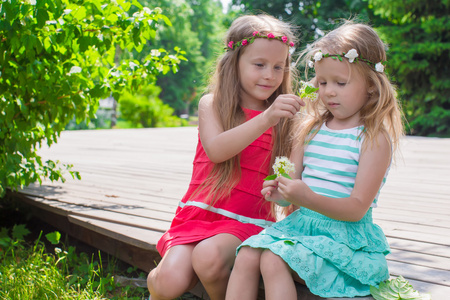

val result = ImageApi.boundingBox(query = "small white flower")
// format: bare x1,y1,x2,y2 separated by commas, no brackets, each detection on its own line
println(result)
313,51,323,62
299,81,319,102
375,62,384,73
308,60,314,68
129,61,139,70
30,0,36,5
273,156,295,178
67,66,82,75
344,49,358,63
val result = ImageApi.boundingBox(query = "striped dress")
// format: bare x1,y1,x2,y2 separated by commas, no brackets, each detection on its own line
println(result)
239,123,391,298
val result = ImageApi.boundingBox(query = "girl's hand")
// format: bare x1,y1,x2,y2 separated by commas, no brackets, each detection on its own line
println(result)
263,94,305,127
262,179,284,203
275,176,310,206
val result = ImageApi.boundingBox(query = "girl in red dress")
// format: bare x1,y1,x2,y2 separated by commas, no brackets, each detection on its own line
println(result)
147,14,304,300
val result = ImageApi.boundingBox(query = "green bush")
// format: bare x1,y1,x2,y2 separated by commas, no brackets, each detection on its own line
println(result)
119,85,188,128
0,0,185,196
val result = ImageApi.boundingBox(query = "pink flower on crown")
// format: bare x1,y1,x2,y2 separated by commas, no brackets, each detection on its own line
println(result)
281,36,288,43
242,39,248,46
289,41,295,47
253,31,259,36
267,33,275,39
228,41,234,49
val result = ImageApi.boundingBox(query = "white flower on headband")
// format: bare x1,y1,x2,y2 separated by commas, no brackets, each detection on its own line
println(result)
375,62,384,73
313,52,323,62
344,49,358,63
309,48,386,73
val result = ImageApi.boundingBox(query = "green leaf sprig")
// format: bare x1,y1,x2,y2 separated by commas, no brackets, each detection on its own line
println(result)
298,81,319,102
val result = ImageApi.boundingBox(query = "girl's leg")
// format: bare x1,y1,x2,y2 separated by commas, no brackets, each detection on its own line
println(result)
147,244,199,300
225,246,263,300
191,233,242,300
260,249,297,300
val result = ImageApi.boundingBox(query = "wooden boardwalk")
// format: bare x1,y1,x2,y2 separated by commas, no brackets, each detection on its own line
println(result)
10,127,450,300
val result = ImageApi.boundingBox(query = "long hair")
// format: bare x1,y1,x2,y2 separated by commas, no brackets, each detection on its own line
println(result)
296,20,404,156
197,14,299,209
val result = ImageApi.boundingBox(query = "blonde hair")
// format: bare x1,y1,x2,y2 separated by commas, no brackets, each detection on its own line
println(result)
297,20,404,155
197,14,299,211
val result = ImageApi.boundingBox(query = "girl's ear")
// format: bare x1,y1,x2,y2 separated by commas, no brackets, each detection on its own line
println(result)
367,83,377,94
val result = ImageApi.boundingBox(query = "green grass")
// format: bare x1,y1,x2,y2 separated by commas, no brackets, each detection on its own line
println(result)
0,197,202,300
0,224,149,300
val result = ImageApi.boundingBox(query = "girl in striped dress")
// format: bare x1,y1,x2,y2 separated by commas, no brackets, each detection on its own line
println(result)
226,21,405,299
147,15,305,300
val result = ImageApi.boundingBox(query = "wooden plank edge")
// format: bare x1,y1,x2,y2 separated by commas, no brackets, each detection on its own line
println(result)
9,190,162,273
68,214,161,251
14,192,171,233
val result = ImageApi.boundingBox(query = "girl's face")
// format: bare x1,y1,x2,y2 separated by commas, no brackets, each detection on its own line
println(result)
315,56,369,129
238,38,289,111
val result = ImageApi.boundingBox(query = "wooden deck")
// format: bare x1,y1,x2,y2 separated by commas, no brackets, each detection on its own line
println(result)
10,127,450,300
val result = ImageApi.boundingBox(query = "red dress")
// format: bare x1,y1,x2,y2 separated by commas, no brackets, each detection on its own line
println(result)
157,108,276,256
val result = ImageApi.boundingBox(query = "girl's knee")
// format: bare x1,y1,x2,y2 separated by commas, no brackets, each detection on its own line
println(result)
147,265,197,300
192,243,231,281
260,249,289,275
234,246,262,271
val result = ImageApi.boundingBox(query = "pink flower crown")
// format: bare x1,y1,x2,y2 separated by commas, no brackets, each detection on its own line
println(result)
226,31,295,51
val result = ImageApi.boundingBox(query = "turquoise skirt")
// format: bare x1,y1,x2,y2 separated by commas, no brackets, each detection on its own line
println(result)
238,208,390,298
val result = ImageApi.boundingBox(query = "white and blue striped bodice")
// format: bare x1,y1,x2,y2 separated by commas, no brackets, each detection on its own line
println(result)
302,123,388,207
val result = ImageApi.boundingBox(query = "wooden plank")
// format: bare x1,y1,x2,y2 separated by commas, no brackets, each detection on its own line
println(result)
379,223,450,246
20,187,179,219
11,128,450,300
387,260,450,287
18,195,171,232
386,237,450,258
68,215,163,252
387,248,450,271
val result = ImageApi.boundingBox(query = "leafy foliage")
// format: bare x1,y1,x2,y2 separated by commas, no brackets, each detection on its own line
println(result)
139,0,227,115
230,0,379,43
370,276,431,300
232,0,449,136
119,85,188,127
0,0,186,196
370,0,450,136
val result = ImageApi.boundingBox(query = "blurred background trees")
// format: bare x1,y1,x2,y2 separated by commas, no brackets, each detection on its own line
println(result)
369,0,450,136
231,0,449,136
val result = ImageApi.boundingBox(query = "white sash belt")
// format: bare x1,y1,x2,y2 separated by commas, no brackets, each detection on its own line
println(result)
178,200,274,228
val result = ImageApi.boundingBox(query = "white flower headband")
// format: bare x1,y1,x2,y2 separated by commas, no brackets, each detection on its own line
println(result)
308,48,385,73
